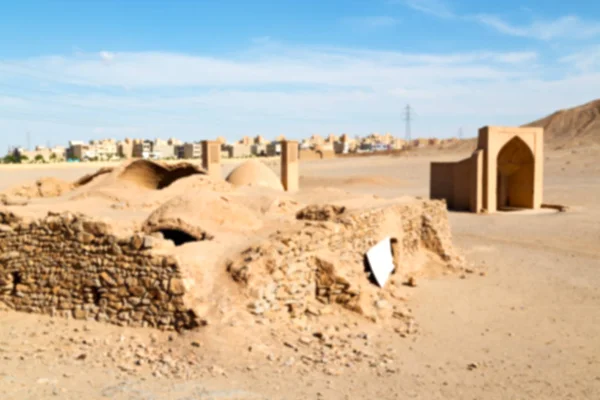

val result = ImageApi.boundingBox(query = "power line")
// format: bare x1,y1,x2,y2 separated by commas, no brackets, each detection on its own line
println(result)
403,104,413,142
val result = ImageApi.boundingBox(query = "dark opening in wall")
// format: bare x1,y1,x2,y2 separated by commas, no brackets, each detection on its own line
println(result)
157,229,200,246
92,286,102,305
11,271,22,295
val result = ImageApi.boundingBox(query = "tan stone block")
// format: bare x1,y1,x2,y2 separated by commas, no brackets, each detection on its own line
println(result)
168,279,185,295
128,285,146,297
76,232,94,244
130,234,144,250
15,284,30,293
73,308,87,320
100,272,117,287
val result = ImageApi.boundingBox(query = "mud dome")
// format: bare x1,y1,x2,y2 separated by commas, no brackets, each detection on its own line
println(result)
0,161,464,331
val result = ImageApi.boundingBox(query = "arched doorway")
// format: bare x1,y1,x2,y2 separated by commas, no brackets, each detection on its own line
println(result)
496,137,535,210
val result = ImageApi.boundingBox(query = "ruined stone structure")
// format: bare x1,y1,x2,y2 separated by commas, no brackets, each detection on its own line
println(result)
0,211,201,331
0,158,464,331
430,126,544,213
228,200,462,320
201,141,222,179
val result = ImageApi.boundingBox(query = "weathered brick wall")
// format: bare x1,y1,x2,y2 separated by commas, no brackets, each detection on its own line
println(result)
0,211,200,331
229,200,462,319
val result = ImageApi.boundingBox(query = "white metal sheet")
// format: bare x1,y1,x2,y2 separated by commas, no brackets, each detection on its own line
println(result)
366,237,394,287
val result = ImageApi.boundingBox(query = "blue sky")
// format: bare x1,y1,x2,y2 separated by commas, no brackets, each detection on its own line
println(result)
1,0,599,149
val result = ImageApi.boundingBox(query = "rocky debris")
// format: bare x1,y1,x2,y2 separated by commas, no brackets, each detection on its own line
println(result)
541,203,570,212
296,204,346,221
268,317,414,376
0,195,29,207
467,362,479,371
229,200,463,324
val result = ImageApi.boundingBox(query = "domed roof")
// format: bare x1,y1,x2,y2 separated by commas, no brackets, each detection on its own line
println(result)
225,160,284,191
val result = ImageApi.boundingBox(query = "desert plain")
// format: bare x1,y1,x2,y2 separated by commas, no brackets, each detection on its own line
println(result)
0,140,598,400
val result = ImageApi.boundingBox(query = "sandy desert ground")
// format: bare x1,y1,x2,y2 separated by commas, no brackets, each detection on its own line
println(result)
0,145,599,400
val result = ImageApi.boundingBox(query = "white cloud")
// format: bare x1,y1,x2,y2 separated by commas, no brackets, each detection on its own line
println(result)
343,16,399,29
0,42,596,146
399,0,454,19
560,46,600,72
0,96,28,107
99,51,115,62
393,1,600,41
0,46,539,89
474,14,600,40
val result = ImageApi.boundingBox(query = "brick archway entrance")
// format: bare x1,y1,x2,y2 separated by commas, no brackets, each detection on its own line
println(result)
496,136,535,210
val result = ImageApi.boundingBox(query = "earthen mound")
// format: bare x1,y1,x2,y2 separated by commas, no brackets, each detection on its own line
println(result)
118,160,206,190
73,167,114,187
3,177,74,199
225,160,283,191
143,191,263,244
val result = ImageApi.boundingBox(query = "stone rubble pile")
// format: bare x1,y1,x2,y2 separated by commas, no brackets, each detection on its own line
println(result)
229,200,463,323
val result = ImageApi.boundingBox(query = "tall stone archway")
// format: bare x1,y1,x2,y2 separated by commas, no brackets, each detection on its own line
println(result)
496,136,535,209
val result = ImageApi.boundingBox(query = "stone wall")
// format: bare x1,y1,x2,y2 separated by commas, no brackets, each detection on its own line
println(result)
228,200,462,320
0,200,462,330
0,210,201,331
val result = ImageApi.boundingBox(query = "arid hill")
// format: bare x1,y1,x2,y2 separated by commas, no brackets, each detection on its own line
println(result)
524,98,600,148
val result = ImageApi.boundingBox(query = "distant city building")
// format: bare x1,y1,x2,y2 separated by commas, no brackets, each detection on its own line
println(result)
89,139,118,159
13,145,66,162
132,140,152,158
67,138,118,160
309,134,324,145
333,141,349,154
177,143,202,159
251,143,268,157
266,141,282,157
152,138,176,159
225,143,252,158
254,135,268,145
117,138,135,159
392,138,406,150
10,132,435,163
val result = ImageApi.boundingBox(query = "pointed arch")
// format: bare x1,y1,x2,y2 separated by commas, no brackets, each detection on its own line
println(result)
496,136,535,209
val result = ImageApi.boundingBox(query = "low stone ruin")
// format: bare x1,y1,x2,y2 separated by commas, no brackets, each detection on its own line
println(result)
0,160,465,333
0,210,202,331
228,200,462,322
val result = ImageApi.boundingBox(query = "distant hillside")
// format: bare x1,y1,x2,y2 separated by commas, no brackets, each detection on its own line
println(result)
524,99,600,148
